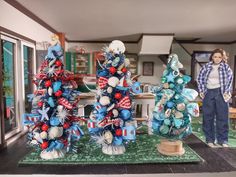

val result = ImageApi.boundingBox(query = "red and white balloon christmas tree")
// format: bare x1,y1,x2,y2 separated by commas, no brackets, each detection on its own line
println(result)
88,40,139,155
24,35,84,159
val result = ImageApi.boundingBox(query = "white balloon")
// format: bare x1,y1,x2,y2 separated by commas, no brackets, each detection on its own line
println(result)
103,131,113,144
40,131,48,139
108,77,119,87
99,96,110,106
40,149,65,160
107,87,113,93
48,87,53,96
112,109,119,117
109,40,126,54
177,103,186,111
48,127,63,139
57,105,64,112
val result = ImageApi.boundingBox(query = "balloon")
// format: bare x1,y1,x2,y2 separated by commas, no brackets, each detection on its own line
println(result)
120,110,131,120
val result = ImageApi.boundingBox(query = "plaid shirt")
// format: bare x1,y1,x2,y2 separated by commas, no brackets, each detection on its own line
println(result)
197,61,233,94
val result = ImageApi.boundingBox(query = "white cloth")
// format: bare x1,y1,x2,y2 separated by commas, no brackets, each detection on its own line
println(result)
207,64,220,89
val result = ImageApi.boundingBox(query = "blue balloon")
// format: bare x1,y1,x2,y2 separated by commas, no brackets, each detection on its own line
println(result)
164,118,171,125
97,69,109,77
173,118,183,129
120,110,131,120
113,136,123,145
183,75,191,84
166,101,174,108
152,120,161,131
48,97,55,107
131,82,142,94
50,117,61,126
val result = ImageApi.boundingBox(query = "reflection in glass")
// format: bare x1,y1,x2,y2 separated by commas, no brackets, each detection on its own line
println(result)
23,45,33,113
1,40,16,134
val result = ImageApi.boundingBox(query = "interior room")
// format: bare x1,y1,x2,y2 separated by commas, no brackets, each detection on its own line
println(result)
1,0,236,176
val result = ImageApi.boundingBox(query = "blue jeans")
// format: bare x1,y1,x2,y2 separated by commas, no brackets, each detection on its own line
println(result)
202,88,229,144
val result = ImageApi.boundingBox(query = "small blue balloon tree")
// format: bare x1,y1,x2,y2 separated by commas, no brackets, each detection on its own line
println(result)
152,54,199,155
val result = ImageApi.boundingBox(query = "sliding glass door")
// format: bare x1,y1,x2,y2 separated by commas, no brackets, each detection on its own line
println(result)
1,35,19,139
0,35,36,143
21,42,35,115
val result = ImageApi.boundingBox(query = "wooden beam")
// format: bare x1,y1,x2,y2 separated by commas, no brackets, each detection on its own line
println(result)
56,32,65,49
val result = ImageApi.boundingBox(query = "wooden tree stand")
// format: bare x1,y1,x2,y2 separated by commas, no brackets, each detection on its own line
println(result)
157,139,185,156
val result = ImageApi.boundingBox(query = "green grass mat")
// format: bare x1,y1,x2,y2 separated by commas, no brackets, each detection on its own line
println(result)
192,116,236,147
19,134,203,165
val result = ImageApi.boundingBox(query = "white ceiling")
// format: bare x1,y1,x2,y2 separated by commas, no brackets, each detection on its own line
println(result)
15,0,236,42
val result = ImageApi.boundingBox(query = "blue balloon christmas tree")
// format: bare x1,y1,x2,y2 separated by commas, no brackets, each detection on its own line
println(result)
87,40,141,155
24,34,84,159
152,54,199,155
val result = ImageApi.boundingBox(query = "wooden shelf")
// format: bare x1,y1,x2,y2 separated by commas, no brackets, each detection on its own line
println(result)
76,59,87,61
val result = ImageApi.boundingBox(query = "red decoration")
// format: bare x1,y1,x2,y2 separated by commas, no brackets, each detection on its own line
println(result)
98,77,108,89
117,96,131,109
37,101,43,107
55,60,62,67
63,122,70,129
41,141,49,149
121,68,127,73
55,90,62,97
58,98,73,109
55,69,64,75
115,129,122,136
107,111,113,116
123,80,128,87
115,93,122,99
41,124,49,131
44,80,52,87
109,67,116,75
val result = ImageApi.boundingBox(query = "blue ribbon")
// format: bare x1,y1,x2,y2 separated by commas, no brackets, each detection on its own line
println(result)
46,140,64,152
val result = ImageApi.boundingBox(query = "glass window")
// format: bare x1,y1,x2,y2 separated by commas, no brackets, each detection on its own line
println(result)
1,39,16,134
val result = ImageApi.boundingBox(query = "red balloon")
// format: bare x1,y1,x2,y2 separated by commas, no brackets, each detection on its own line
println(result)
45,80,52,87
115,93,122,99
63,122,70,129
109,67,116,74
55,60,62,67
41,141,49,149
115,129,122,136
55,90,62,97
38,101,43,107
41,124,49,131
121,68,127,73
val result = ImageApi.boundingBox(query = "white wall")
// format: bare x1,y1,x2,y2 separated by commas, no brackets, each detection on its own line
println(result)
138,55,164,85
0,1,52,48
